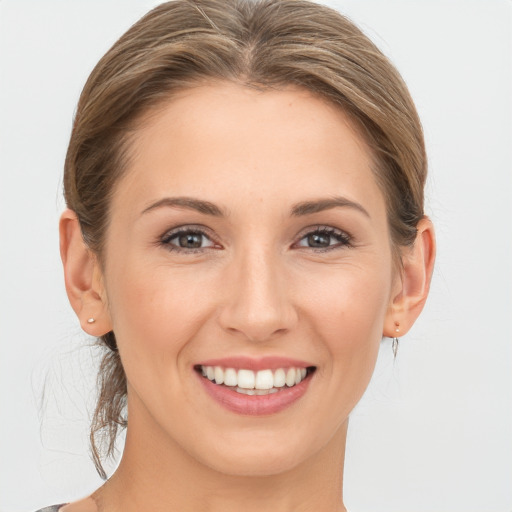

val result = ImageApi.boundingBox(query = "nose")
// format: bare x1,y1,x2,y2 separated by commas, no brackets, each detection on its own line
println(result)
218,246,298,343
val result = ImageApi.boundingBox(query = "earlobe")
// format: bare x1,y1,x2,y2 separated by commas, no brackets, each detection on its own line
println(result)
59,209,112,335
384,217,436,337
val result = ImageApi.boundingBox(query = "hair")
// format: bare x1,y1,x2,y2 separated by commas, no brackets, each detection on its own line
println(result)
63,0,427,478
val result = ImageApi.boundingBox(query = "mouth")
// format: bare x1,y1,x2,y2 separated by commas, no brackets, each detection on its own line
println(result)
194,364,317,396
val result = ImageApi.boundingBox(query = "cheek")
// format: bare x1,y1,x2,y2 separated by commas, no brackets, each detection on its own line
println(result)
104,254,214,359
298,259,392,366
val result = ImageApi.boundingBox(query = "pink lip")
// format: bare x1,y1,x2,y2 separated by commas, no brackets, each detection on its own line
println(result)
195,356,314,371
196,371,313,416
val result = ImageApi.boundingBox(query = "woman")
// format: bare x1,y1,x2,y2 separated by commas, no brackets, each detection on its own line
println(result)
42,0,435,510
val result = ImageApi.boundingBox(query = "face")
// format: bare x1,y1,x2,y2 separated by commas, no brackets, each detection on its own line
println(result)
99,82,399,476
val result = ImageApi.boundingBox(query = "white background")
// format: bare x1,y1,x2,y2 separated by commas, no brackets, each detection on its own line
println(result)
0,1,511,511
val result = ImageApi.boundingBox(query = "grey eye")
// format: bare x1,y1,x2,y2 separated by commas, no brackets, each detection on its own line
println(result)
162,229,216,251
176,232,204,248
306,233,331,248
296,227,352,250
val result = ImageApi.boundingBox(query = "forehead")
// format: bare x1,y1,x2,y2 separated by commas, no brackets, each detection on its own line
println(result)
115,82,385,219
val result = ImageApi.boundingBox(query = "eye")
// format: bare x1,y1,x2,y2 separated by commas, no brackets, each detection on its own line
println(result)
161,227,217,252
295,227,352,250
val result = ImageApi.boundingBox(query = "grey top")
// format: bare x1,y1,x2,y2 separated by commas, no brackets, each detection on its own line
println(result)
34,506,65,512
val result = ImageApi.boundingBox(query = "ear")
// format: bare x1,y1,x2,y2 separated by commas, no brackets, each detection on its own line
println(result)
384,217,436,337
59,209,112,336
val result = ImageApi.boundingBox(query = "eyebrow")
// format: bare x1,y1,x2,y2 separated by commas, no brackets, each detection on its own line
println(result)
141,195,370,218
141,196,225,217
291,196,370,218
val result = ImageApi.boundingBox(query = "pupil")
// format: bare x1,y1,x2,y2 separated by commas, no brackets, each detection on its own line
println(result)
179,233,202,248
308,233,330,247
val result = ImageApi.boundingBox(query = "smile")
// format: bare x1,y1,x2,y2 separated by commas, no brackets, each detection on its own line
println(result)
194,357,316,415
197,365,314,395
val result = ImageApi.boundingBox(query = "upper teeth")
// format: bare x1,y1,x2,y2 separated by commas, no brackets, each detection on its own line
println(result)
201,366,308,390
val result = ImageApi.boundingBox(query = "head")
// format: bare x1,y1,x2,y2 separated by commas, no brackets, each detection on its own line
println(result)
60,0,435,479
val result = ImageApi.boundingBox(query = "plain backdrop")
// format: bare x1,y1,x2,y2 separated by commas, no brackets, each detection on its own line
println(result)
0,1,511,511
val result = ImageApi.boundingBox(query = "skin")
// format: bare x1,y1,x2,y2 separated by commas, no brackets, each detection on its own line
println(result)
60,82,435,512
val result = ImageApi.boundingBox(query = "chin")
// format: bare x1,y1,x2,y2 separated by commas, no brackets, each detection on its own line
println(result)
200,446,310,478
182,421,343,478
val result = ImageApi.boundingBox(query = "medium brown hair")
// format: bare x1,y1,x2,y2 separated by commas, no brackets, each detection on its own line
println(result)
63,0,427,478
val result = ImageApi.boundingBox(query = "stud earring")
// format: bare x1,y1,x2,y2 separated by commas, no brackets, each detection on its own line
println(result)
87,318,96,324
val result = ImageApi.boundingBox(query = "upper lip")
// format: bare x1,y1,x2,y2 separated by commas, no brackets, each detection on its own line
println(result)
195,356,315,371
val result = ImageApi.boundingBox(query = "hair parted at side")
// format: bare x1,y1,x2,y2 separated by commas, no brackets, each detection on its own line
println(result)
63,0,427,478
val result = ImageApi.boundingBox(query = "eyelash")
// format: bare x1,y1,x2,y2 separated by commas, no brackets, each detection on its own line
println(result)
159,225,353,253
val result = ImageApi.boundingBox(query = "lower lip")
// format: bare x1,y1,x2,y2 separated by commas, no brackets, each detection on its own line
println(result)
197,372,313,416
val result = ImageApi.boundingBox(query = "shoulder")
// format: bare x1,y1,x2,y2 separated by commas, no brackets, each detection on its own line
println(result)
35,497,98,512
33,507,66,512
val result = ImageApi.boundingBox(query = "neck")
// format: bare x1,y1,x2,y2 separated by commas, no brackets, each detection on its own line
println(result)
95,402,348,512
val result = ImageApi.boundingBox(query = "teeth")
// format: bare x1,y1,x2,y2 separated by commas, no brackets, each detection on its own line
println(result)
224,368,237,387
285,368,296,387
237,369,255,389
236,387,280,395
200,365,311,392
237,387,256,395
273,368,286,388
214,366,224,385
256,388,279,395
255,369,273,390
